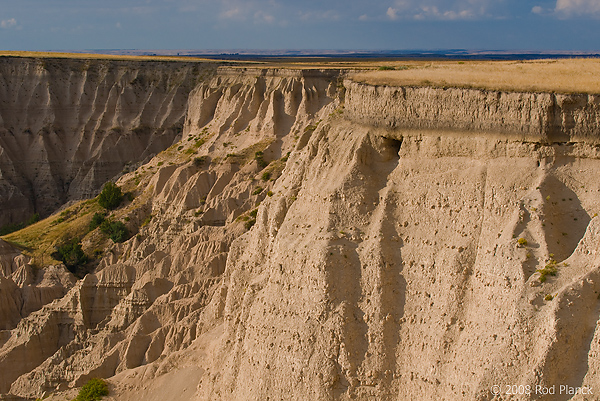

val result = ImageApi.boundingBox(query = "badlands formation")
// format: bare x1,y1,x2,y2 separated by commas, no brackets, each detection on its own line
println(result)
0,55,599,401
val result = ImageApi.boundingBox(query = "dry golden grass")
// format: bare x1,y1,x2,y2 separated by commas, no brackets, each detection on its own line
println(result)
351,58,600,94
2,199,102,266
3,51,597,93
0,50,218,63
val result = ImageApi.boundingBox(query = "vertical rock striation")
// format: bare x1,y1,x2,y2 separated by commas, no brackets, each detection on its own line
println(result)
1,62,600,401
0,57,214,226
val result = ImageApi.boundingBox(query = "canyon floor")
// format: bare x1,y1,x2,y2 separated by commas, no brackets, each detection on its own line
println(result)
1,54,600,400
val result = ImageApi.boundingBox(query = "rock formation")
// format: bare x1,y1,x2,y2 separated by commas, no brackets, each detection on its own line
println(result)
0,58,599,401
0,57,213,226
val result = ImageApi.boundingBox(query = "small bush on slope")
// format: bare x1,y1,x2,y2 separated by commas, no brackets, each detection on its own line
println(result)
75,378,109,401
54,239,88,272
100,220,129,243
98,182,123,210
88,212,106,231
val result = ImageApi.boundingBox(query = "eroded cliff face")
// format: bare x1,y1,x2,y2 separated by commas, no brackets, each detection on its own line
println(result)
1,63,599,401
0,57,213,226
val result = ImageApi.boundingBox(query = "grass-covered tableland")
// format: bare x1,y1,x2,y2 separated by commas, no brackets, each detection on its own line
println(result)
350,58,600,94
0,50,220,63
1,51,599,94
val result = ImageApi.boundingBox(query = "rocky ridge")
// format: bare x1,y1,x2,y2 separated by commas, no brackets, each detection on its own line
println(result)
0,57,213,226
0,60,599,401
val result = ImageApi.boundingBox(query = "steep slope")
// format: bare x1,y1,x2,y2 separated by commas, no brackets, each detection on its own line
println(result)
194,83,600,401
0,67,341,399
0,57,214,226
0,61,599,401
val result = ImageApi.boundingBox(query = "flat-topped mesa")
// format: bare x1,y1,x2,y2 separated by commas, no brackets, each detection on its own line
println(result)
344,80,600,144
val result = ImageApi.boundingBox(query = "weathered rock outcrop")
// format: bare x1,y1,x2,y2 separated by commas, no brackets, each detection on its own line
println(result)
0,57,214,226
1,62,600,401
344,81,600,143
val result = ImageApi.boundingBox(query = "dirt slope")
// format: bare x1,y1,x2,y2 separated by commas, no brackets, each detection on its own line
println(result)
0,61,599,401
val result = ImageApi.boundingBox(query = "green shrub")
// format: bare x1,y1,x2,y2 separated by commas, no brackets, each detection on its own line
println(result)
254,151,268,168
194,156,207,167
517,238,528,247
537,259,558,282
98,182,123,210
89,212,106,231
26,213,40,225
261,171,271,181
75,378,109,401
267,190,274,197
100,220,129,243
244,219,256,230
141,214,152,227
54,239,88,271
252,187,263,195
378,66,395,71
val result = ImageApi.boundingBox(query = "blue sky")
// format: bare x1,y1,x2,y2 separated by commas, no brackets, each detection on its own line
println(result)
1,0,599,51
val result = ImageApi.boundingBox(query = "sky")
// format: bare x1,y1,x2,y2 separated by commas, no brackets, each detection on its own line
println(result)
1,0,600,51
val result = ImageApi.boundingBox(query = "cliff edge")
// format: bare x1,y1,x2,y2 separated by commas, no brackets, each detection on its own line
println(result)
0,59,599,401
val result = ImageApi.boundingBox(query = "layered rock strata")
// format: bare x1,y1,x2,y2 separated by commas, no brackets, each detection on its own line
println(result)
0,63,599,401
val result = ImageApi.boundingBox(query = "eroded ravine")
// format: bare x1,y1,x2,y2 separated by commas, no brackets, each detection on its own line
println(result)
0,60,599,401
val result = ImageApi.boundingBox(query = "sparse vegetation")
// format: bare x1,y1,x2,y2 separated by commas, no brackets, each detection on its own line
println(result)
517,237,528,247
100,220,129,243
0,213,40,235
75,378,109,401
194,156,207,167
89,212,106,231
98,182,123,210
261,171,271,181
252,187,263,195
141,215,153,227
255,151,268,168
537,259,558,282
544,294,554,301
54,239,88,273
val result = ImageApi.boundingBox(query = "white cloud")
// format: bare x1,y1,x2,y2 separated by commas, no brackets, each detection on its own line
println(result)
531,5,544,13
221,7,244,19
385,0,494,20
555,0,600,16
387,7,399,19
254,10,274,23
1,18,17,29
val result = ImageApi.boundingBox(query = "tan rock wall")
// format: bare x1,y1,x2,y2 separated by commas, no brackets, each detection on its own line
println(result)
0,57,213,225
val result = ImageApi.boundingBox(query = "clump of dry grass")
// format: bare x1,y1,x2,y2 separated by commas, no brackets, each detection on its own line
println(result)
351,59,600,94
